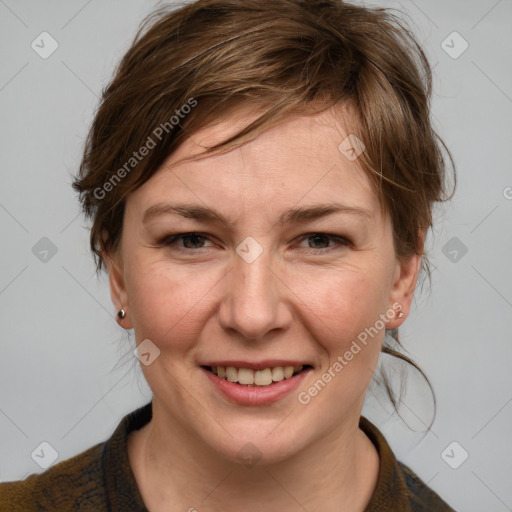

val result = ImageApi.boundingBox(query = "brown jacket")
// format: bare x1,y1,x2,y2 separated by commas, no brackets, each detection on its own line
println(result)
0,401,456,511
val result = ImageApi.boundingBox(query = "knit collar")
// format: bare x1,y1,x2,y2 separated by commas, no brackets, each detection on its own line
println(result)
101,401,151,511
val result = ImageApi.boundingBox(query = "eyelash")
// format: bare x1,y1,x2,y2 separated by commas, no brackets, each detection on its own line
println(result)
158,232,350,255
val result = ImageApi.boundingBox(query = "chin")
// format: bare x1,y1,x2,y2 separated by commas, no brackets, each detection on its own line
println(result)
204,419,312,467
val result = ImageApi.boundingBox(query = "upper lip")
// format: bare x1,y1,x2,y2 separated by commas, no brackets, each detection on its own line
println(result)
201,360,313,371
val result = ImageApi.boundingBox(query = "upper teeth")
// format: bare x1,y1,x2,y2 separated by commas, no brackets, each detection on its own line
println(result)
212,365,304,386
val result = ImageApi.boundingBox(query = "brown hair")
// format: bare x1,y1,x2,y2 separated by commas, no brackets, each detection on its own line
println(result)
72,0,455,423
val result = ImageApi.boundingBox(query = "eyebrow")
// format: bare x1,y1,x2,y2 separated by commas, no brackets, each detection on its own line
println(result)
142,202,372,226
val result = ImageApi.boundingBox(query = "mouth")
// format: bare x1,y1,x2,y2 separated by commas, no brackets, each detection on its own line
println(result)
201,364,313,387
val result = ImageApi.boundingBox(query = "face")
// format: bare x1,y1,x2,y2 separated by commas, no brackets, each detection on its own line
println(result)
107,105,420,465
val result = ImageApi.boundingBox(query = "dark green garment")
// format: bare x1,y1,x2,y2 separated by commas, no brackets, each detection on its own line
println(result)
0,401,456,511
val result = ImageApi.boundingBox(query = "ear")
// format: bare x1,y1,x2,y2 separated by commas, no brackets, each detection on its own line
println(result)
103,245,133,330
385,231,424,329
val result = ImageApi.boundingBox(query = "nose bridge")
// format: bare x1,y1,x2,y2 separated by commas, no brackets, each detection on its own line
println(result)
219,242,288,340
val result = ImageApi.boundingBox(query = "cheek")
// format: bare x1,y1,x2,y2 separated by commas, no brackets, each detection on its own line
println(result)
126,260,226,349
302,268,388,350
303,275,386,399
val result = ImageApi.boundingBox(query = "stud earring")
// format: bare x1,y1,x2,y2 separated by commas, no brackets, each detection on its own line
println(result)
117,309,126,319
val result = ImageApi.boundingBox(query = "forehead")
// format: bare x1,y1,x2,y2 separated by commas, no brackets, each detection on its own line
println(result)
173,104,360,166
128,105,382,222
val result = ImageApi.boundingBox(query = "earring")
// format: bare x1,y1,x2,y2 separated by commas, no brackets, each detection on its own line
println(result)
398,311,404,318
117,309,126,319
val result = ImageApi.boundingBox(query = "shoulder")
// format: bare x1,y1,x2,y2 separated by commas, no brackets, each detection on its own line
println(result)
0,441,108,511
0,402,153,512
397,461,457,512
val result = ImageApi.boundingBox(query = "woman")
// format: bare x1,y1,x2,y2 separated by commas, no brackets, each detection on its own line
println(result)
0,0,457,510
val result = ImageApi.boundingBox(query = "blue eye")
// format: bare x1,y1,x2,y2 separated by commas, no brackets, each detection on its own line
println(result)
297,233,349,254
160,232,211,250
159,232,349,254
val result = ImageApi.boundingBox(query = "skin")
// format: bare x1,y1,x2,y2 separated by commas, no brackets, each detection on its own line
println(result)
105,105,423,511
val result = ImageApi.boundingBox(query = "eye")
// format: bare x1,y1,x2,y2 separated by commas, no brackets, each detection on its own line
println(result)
296,233,349,254
158,232,349,254
159,232,213,251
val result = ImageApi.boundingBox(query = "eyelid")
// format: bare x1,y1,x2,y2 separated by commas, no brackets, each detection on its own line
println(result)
158,231,350,253
296,233,350,253
158,232,214,248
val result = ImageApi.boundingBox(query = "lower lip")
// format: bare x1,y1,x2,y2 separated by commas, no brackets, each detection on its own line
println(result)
202,367,312,406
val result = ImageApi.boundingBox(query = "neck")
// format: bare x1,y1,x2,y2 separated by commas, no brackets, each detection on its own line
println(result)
128,400,379,512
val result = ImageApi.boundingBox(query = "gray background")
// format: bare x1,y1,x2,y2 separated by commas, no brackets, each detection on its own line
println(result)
0,0,511,510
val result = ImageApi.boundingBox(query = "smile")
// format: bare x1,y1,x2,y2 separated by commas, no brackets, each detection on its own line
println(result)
204,365,311,386
202,364,313,405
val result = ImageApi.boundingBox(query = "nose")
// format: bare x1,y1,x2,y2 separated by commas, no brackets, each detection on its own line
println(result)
217,248,292,342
